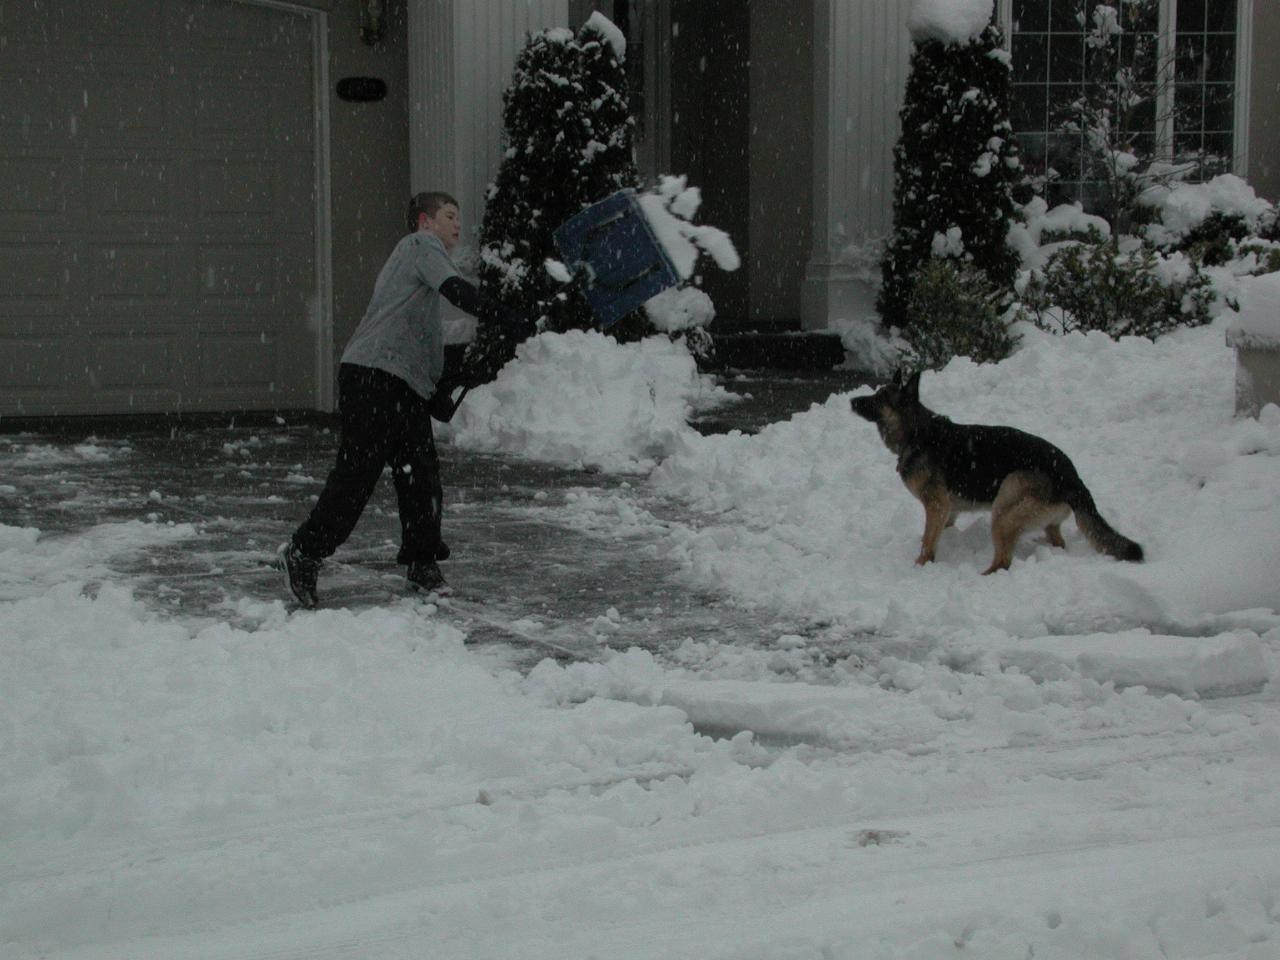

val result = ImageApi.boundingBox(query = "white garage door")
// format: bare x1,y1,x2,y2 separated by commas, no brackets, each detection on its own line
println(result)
0,0,322,416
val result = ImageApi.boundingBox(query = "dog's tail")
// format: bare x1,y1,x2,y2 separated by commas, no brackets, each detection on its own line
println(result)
1066,485,1144,562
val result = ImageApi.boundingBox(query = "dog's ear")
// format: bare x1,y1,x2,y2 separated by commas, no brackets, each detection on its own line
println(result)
890,368,904,387
903,370,922,400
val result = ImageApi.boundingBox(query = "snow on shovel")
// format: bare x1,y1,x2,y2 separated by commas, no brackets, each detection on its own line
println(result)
549,176,740,328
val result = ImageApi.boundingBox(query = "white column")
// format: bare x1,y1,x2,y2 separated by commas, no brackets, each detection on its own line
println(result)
802,0,912,331
408,0,570,250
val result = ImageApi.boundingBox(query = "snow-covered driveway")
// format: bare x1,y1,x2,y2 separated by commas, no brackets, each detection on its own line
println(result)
3,325,1279,958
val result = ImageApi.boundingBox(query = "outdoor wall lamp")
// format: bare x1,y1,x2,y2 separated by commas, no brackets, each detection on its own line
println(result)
359,0,386,45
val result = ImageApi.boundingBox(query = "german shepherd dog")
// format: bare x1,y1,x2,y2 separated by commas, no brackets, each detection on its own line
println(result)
851,371,1143,574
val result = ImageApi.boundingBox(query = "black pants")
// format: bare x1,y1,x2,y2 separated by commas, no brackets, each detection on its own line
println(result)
293,364,442,564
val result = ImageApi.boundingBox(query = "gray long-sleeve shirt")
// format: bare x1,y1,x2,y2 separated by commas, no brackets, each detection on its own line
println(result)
340,231,460,401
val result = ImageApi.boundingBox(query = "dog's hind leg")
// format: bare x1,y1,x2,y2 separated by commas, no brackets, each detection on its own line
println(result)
985,472,1058,574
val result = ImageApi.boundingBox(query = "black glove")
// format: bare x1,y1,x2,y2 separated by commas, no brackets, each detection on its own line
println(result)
439,276,532,333
427,376,467,422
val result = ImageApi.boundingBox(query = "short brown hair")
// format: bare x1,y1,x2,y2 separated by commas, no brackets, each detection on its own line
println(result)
407,191,459,233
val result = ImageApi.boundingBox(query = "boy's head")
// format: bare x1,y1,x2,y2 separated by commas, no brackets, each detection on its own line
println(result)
407,191,461,252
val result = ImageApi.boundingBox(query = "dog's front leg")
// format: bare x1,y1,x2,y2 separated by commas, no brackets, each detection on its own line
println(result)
916,484,952,566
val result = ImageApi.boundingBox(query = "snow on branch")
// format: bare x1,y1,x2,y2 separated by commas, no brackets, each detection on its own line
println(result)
909,0,994,46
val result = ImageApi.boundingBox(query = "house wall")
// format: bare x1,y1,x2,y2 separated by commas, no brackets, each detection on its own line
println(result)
1248,0,1280,201
408,0,570,255
801,0,912,331
323,1,412,384
666,0,751,322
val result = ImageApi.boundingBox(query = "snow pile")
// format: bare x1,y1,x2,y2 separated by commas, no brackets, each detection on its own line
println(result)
644,284,716,333
446,329,735,471
828,314,904,376
1227,269,1280,348
0,519,195,602
5,296,1280,957
909,0,994,45
1141,174,1276,248
651,322,1280,656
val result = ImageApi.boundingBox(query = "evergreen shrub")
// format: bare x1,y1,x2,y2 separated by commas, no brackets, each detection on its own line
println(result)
879,22,1022,334
474,19,640,376
899,259,1019,371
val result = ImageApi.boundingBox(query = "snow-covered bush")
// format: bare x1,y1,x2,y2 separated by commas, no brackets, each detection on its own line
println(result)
1018,234,1214,340
477,15,640,344
899,259,1020,370
879,2,1022,333
1138,174,1280,272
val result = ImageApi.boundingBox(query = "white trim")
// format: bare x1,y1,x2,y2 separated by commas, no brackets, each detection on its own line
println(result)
312,12,335,411
1235,0,1254,178
238,0,334,412
1155,0,1176,161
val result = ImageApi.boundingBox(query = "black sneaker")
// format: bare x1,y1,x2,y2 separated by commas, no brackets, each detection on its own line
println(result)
397,541,450,564
276,541,321,609
406,560,452,599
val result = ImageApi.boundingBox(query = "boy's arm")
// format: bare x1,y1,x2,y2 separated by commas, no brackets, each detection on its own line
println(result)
438,276,534,333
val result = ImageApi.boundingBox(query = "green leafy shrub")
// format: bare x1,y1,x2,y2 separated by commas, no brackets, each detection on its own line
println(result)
898,259,1020,371
1171,212,1253,267
1234,241,1280,277
1019,238,1214,339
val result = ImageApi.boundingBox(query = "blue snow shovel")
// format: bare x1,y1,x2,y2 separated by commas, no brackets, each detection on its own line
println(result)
552,188,679,328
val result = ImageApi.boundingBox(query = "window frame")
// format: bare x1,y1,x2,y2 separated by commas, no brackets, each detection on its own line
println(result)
997,0,1253,187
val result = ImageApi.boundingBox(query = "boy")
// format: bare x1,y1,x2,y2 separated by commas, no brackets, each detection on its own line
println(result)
279,191,527,608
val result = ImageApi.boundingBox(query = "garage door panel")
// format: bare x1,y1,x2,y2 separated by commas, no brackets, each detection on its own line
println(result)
0,156,67,216
0,242,71,299
87,157,174,218
193,78,278,140
196,158,276,219
176,0,311,52
0,315,78,338
0,333,89,406
0,0,84,45
83,72,168,141
0,0,320,417
89,243,174,299
274,165,317,231
197,244,276,301
0,69,81,142
91,334,175,389
194,329,277,389
191,77,312,150
82,0,168,46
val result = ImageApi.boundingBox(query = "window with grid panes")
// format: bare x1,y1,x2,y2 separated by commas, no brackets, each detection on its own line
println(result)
1174,0,1238,174
1007,0,1239,212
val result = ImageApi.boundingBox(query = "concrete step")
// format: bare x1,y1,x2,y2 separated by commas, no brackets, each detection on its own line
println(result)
709,330,846,371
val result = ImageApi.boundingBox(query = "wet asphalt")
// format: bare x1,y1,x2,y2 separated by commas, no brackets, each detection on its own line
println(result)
0,370,871,668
